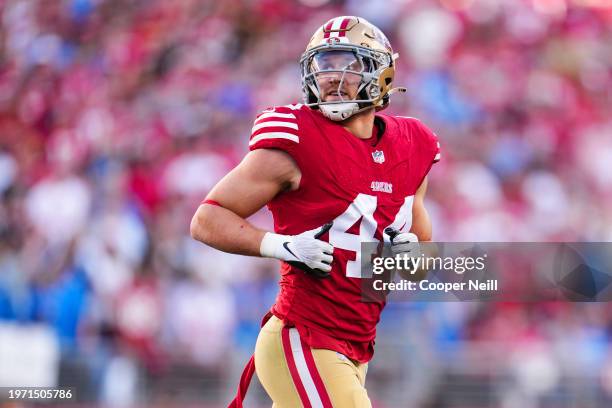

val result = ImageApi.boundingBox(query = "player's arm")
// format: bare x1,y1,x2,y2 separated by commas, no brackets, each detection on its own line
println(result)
190,148,296,255
190,148,333,275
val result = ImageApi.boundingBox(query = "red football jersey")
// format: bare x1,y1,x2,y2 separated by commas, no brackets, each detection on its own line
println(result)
249,104,440,363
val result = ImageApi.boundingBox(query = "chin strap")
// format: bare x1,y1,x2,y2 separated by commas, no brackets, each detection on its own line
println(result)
315,85,407,122
319,102,360,121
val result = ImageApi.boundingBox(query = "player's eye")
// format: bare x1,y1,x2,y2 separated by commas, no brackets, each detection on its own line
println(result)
346,59,363,72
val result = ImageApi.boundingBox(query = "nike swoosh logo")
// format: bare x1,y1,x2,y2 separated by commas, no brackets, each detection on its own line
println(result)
283,242,298,259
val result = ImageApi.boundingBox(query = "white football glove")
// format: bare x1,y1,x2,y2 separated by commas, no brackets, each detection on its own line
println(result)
260,223,334,278
385,228,421,276
385,227,420,255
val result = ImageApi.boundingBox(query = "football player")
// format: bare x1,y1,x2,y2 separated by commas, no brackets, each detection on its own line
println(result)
191,16,440,408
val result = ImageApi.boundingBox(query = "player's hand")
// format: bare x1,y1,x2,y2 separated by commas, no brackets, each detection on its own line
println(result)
260,223,334,278
384,227,419,256
385,227,427,280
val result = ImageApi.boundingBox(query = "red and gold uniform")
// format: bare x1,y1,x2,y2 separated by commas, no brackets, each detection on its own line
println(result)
227,15,440,408
247,103,439,407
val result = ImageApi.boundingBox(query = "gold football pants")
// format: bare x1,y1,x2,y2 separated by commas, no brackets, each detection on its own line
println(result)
254,315,371,408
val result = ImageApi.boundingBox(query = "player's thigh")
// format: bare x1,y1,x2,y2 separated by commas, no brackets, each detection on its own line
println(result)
255,317,370,408
312,349,372,408
254,316,303,408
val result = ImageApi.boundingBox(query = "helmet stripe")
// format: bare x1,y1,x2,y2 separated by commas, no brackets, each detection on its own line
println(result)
338,18,351,37
328,17,344,38
323,21,334,38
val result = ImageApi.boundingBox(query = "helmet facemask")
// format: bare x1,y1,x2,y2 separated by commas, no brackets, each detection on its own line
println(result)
301,46,394,121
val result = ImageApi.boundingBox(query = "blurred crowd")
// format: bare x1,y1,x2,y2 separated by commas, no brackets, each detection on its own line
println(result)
0,0,611,406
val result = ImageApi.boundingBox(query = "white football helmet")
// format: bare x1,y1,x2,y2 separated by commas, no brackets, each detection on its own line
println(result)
300,16,405,121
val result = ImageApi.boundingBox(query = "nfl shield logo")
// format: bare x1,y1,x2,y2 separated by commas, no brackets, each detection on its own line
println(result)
372,150,385,164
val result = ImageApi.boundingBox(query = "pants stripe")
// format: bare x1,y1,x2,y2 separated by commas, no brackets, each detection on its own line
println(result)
281,327,333,408
281,327,312,407
300,336,334,407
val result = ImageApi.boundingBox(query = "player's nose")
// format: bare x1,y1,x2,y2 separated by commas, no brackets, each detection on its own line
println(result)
327,72,342,82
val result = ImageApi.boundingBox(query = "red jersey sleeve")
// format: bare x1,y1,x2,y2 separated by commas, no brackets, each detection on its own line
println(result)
248,106,302,161
393,116,441,189
410,118,441,165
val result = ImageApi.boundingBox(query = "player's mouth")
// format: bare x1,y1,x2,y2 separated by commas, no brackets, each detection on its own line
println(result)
325,90,351,100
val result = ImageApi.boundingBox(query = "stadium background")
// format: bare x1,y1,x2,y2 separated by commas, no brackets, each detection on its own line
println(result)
0,0,611,407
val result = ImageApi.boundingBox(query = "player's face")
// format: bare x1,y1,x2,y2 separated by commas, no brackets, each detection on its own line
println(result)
310,51,364,102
